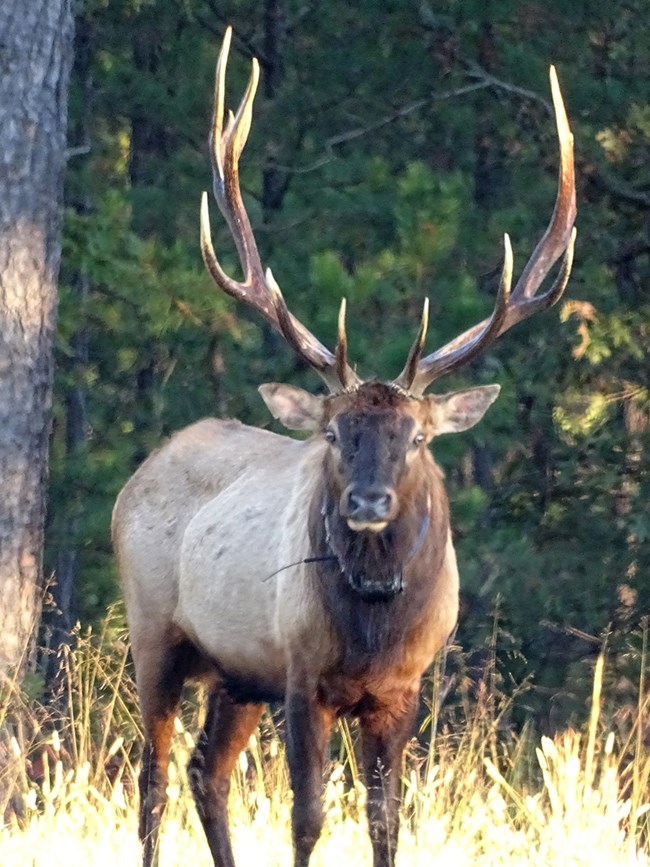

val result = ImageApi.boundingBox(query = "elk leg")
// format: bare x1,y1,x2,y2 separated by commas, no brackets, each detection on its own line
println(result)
359,691,419,867
188,686,263,867
137,642,194,867
139,719,176,867
285,691,334,867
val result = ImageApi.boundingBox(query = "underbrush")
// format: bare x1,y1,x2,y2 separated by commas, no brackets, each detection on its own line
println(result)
1,617,649,866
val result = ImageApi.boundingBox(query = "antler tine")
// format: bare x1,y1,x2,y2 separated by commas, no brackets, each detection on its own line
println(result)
200,29,273,320
200,27,361,392
264,270,355,392
511,67,576,302
392,298,430,392
408,67,576,396
408,235,513,395
335,298,355,391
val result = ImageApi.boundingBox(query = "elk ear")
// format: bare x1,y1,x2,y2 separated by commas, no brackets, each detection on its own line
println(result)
427,384,501,435
258,383,325,431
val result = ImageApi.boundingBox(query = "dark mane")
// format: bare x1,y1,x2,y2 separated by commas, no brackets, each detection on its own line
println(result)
308,458,449,666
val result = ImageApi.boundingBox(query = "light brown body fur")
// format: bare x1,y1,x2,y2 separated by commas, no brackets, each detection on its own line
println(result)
113,415,459,710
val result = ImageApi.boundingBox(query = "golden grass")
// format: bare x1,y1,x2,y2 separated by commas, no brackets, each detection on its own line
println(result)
1,623,649,866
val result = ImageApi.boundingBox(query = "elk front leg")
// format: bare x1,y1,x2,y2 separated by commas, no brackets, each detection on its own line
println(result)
359,690,419,867
285,689,334,867
187,686,263,867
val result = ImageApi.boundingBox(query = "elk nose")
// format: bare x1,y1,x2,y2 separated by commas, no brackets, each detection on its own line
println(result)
345,487,394,521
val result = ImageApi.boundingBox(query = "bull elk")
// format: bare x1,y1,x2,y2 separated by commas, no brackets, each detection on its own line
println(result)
112,27,576,867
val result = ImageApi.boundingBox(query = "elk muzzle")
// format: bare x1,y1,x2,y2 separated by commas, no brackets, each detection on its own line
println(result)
340,484,398,533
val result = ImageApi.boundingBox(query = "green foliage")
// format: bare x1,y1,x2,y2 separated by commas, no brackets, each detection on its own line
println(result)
48,0,650,729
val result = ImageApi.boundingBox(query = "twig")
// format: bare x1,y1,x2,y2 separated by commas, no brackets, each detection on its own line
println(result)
594,170,650,209
463,60,554,114
324,81,491,152
65,145,90,161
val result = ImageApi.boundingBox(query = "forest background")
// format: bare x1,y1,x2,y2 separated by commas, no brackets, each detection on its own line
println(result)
45,0,649,732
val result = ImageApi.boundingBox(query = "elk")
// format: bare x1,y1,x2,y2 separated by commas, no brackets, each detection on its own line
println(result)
112,27,576,867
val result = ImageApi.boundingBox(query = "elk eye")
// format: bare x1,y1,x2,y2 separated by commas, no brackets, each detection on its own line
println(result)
413,432,425,446
325,428,337,444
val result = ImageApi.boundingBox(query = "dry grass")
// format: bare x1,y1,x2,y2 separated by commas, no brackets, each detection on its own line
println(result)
1,620,649,866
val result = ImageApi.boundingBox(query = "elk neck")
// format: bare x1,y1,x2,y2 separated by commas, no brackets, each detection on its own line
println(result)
308,460,450,660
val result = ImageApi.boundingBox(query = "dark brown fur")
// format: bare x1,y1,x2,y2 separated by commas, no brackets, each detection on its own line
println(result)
310,383,449,657
281,383,455,867
309,464,449,663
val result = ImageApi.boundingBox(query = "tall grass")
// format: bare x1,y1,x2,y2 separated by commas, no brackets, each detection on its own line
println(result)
1,618,649,866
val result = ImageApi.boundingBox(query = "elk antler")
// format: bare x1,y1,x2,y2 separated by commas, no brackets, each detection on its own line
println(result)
200,27,361,392
393,66,576,396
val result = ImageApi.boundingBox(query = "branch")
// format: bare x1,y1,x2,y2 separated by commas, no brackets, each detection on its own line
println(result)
286,1,324,34
197,4,268,68
274,64,565,177
608,239,650,266
593,170,650,210
466,62,650,212
463,61,554,114
324,81,491,152
65,144,91,161
270,80,492,176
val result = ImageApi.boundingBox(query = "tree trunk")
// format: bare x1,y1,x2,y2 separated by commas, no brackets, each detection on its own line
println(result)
261,0,289,217
0,0,74,680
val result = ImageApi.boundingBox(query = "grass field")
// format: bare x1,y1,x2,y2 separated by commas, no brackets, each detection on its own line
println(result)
1,624,649,866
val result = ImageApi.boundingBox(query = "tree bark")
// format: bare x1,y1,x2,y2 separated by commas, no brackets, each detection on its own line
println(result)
0,0,74,680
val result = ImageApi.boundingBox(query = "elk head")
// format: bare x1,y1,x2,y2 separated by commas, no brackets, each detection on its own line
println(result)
260,380,500,529
258,378,501,600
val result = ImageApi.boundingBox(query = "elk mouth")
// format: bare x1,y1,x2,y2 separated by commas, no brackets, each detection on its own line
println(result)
321,501,404,601
347,571,403,602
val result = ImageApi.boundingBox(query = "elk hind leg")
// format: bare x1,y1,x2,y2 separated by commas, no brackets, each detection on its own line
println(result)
188,686,263,867
136,640,195,867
